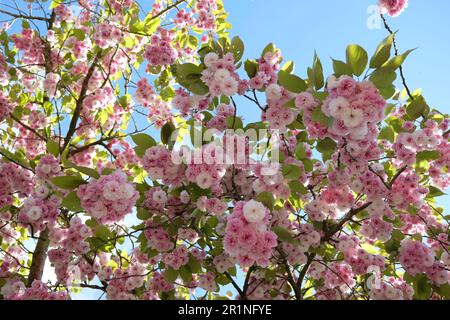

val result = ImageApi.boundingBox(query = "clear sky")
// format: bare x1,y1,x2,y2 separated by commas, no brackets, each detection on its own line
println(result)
225,0,450,116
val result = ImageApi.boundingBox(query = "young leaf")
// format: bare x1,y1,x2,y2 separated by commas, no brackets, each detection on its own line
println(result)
278,70,307,93
370,33,394,68
346,44,368,76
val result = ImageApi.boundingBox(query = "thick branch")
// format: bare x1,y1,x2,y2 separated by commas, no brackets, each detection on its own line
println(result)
27,228,50,287
62,52,102,152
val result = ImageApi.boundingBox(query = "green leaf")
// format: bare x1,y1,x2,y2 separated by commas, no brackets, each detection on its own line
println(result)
406,96,429,120
187,254,202,274
137,209,150,220
132,133,157,157
382,48,416,70
281,60,295,74
161,122,175,145
311,107,332,127
261,43,277,58
51,175,86,190
428,186,446,198
379,126,395,143
230,36,244,62
346,44,368,76
174,63,203,79
282,164,301,181
369,68,397,99
95,225,114,241
288,180,308,195
188,81,209,95
61,191,83,212
302,159,314,173
413,274,431,300
244,59,258,78
272,226,299,245
226,116,243,130
46,140,60,157
179,266,193,283
332,59,353,77
316,138,337,154
164,268,179,282
278,70,307,93
312,52,324,90
370,34,394,68
436,283,450,299
50,0,62,9
416,150,440,162
72,165,100,179
256,192,275,211
295,143,307,159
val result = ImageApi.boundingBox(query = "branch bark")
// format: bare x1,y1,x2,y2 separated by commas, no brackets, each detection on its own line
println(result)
62,52,102,152
27,228,50,287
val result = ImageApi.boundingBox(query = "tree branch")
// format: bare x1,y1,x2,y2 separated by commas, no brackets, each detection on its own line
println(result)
380,14,414,101
62,52,102,152
27,228,50,287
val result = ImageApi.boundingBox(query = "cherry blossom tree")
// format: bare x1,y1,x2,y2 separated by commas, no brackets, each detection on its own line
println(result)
0,0,449,300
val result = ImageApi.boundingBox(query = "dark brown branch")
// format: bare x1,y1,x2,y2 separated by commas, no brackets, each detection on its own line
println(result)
380,14,414,101
62,52,102,152
10,114,48,142
277,248,301,300
0,9,50,22
27,228,50,287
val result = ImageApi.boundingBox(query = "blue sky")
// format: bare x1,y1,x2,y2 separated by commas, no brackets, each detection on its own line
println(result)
225,0,450,117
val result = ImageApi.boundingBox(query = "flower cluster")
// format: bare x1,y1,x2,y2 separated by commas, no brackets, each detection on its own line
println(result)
185,146,229,191
369,278,414,300
336,235,386,275
201,52,245,97
322,76,386,143
1,280,68,300
161,245,189,270
143,28,178,68
206,103,235,131
172,88,211,117
11,29,44,66
144,222,174,252
388,171,428,209
196,196,228,215
0,53,10,86
251,163,291,200
398,239,435,276
105,262,148,300
264,83,297,130
0,91,13,122
248,50,282,90
77,170,139,224
36,155,61,180
17,190,60,232
379,0,409,17
224,201,278,267
198,272,218,292
93,21,122,49
135,78,157,107
141,146,185,186
393,129,440,165
43,72,60,98
0,162,35,207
